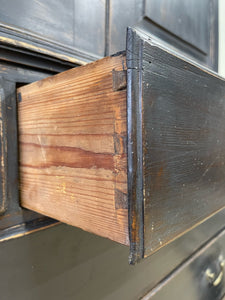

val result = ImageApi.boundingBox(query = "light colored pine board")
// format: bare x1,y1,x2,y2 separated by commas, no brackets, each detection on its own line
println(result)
18,53,129,245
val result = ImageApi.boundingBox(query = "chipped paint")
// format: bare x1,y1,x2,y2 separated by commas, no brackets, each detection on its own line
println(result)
0,36,86,65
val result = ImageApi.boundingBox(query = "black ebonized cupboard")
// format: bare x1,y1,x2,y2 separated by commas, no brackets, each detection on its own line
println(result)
0,1,224,299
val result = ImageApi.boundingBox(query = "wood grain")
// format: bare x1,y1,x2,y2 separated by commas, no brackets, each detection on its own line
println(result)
127,28,225,263
18,53,128,245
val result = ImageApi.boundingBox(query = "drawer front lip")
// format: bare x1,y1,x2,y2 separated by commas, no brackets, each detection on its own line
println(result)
0,83,7,214
127,28,145,264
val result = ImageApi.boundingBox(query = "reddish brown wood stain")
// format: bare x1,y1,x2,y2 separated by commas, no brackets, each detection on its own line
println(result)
18,54,129,245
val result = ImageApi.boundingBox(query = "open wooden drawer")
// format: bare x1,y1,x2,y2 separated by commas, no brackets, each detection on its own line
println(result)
17,28,225,264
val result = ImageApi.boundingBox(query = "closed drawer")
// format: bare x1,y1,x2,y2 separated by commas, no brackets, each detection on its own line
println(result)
142,228,225,300
17,28,225,264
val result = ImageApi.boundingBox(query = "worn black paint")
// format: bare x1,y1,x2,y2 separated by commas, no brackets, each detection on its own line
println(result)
0,45,76,73
0,1,223,299
127,28,145,264
144,227,225,300
0,0,218,70
110,0,218,71
0,80,7,214
127,28,225,263
0,60,60,240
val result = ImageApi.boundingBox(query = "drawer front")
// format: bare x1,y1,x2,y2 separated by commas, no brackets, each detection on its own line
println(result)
128,28,225,263
142,228,225,300
17,28,225,263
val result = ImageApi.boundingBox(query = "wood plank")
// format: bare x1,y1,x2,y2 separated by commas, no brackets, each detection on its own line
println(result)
18,53,129,245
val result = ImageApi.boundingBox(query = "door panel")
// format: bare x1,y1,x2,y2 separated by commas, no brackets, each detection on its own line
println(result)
0,0,218,69
109,0,218,71
145,0,208,53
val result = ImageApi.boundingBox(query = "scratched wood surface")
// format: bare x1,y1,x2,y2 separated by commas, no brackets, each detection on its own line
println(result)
18,53,129,245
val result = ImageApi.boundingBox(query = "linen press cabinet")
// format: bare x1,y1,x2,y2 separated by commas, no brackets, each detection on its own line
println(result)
1,0,225,299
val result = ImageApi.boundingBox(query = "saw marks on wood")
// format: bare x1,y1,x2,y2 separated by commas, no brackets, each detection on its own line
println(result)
18,53,129,245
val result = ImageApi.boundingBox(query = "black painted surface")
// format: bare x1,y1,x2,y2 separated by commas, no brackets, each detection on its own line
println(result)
144,228,225,300
0,211,225,300
0,0,74,46
0,0,218,70
0,1,222,299
0,59,62,241
145,0,209,53
0,0,105,62
109,0,143,55
127,28,225,262
127,28,145,263
110,0,218,70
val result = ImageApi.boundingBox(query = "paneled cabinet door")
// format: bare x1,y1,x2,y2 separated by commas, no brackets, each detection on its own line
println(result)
17,28,225,264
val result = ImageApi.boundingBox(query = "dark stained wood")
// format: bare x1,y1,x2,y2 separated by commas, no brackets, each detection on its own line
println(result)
127,28,225,263
109,0,218,71
0,62,58,244
0,0,218,70
0,79,8,214
0,0,106,63
142,228,225,300
145,0,210,54
18,53,129,245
